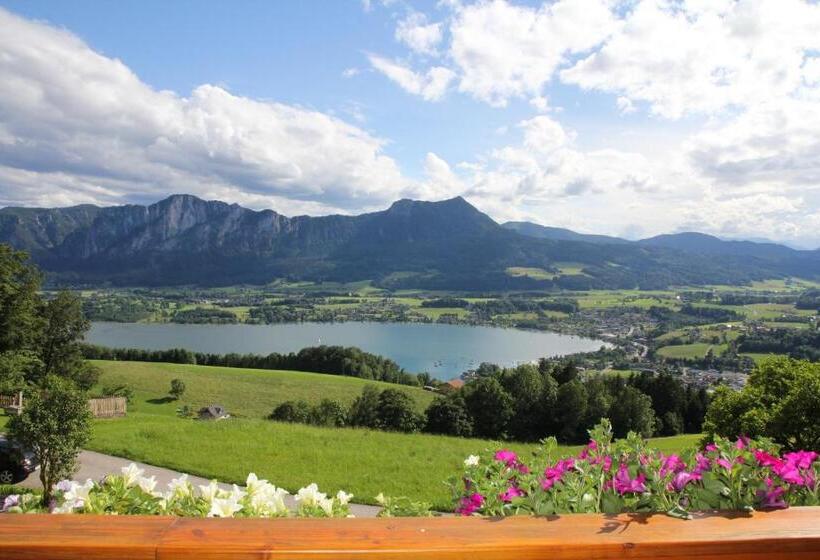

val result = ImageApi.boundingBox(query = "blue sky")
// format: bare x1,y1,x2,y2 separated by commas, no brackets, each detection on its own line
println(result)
0,0,818,247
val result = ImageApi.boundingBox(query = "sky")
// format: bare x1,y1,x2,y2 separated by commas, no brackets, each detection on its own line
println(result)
0,0,819,248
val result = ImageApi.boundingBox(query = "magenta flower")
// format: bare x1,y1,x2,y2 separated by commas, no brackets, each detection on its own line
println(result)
693,453,710,474
669,471,700,492
659,454,685,477
705,443,718,453
783,451,818,470
613,463,647,495
754,449,782,469
499,486,525,503
716,458,732,470
494,450,517,466
758,482,787,509
775,463,805,486
456,493,484,516
603,455,613,471
541,458,574,491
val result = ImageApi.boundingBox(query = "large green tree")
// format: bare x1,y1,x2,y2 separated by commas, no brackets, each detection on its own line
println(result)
464,377,514,439
703,356,820,450
8,376,92,506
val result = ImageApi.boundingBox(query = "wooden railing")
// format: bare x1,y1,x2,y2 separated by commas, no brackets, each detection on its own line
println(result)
0,508,819,559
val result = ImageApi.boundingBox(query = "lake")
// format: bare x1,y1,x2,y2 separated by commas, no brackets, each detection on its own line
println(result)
86,322,607,379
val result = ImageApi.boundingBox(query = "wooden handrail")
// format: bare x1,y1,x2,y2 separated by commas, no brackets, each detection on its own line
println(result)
0,508,819,559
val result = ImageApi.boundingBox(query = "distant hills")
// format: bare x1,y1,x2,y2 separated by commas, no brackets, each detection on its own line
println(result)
1,194,817,290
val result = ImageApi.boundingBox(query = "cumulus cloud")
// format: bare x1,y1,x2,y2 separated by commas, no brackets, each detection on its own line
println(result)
449,0,615,106
395,12,443,55
367,54,454,101
562,0,820,118
0,7,409,214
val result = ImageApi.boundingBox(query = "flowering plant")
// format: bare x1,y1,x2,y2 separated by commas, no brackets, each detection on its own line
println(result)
1,464,355,518
453,420,819,518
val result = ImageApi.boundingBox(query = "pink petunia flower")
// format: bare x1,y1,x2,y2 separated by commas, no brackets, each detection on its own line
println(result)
456,493,485,516
613,463,647,495
499,486,525,503
494,450,518,466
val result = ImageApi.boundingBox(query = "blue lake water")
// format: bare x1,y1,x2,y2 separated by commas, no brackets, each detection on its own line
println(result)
86,322,607,379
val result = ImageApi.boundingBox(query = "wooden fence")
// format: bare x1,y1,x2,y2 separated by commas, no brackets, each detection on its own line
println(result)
1,394,125,418
87,396,127,418
0,394,19,408
0,507,818,559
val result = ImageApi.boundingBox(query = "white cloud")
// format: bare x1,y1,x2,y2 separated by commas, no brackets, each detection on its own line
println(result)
0,7,410,213
367,54,454,101
562,0,820,118
395,12,443,55
449,0,616,106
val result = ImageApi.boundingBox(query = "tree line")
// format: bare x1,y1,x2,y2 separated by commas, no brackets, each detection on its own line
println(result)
81,344,428,386
269,359,708,444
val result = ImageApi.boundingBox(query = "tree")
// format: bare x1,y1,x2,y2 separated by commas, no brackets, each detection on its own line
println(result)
169,378,186,400
608,386,656,438
553,380,588,442
269,400,311,423
38,291,90,382
348,385,381,428
424,394,473,437
704,356,820,450
0,245,42,355
501,364,544,441
464,377,513,439
8,376,92,506
310,398,347,427
376,389,422,432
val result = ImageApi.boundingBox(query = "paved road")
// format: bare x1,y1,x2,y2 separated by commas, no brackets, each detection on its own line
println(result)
18,450,381,517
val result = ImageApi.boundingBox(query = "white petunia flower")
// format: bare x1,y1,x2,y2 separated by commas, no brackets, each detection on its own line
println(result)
53,479,95,513
318,496,335,517
247,481,283,515
137,476,157,494
464,455,480,467
121,464,144,487
245,473,268,496
167,474,191,497
295,483,326,507
208,496,242,518
198,480,221,503
336,490,353,505
229,484,247,503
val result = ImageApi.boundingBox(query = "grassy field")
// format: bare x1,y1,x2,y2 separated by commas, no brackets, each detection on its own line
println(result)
656,343,728,359
1,360,703,509
87,413,701,510
91,360,437,418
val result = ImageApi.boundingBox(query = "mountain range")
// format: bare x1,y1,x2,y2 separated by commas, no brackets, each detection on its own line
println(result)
0,194,817,290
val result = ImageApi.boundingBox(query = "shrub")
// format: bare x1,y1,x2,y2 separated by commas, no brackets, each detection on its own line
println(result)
169,378,186,400
310,399,347,427
100,384,134,403
348,385,381,428
424,395,473,437
269,400,312,423
376,389,423,433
